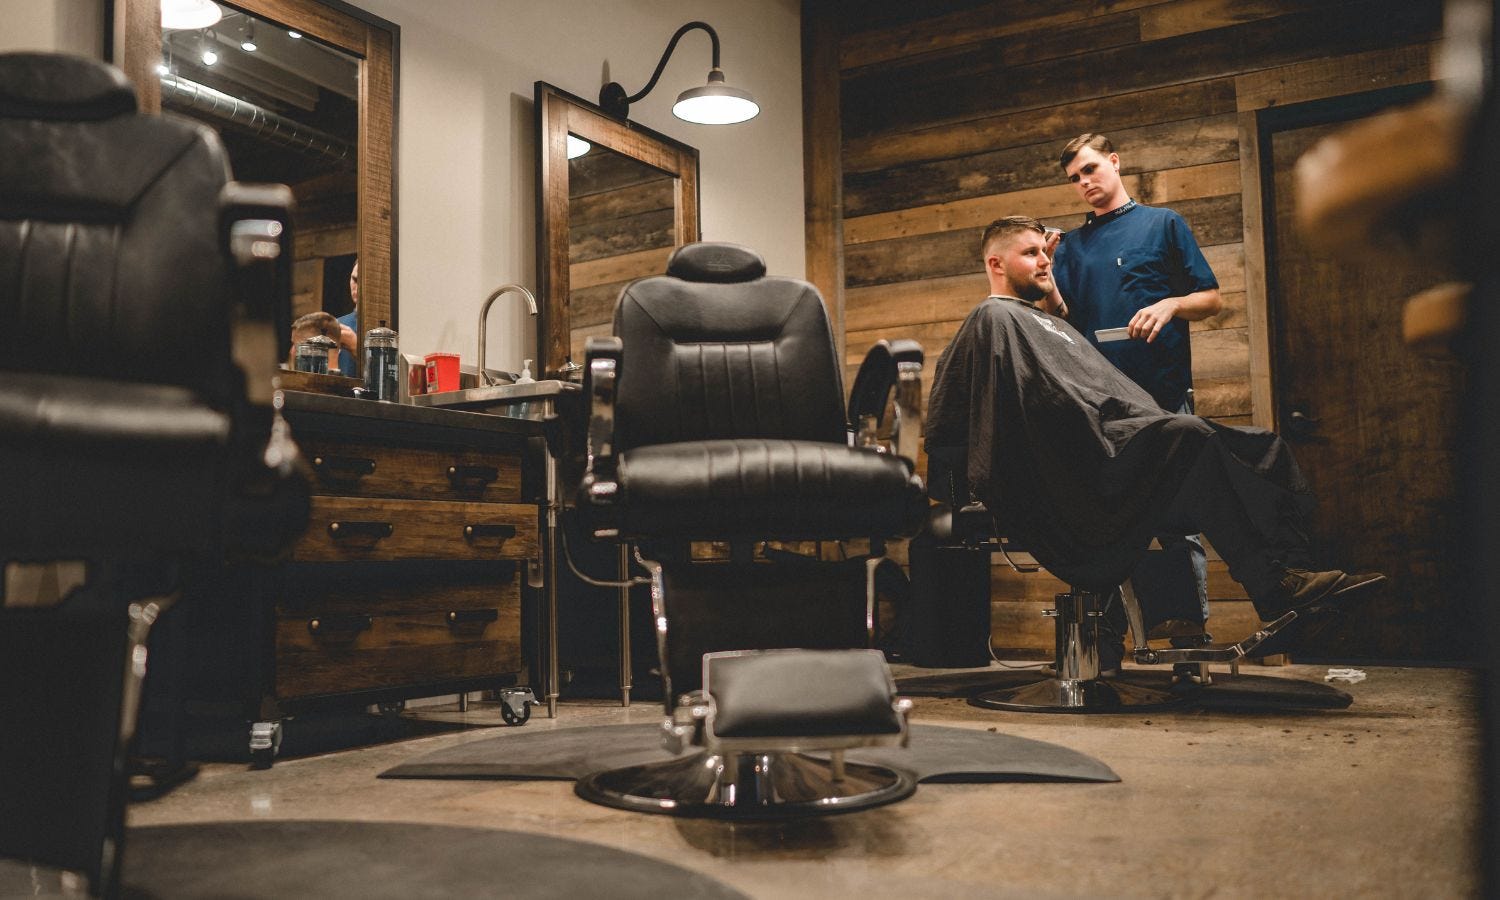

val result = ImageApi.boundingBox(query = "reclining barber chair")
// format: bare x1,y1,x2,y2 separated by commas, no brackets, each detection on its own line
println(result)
0,53,306,895
924,448,1320,713
566,242,928,817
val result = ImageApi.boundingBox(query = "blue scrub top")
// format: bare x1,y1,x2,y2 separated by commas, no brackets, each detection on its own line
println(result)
1051,202,1217,410
336,309,358,377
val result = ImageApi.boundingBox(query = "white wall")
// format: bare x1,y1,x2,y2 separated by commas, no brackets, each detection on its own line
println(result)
0,0,102,56
7,0,805,373
352,0,806,373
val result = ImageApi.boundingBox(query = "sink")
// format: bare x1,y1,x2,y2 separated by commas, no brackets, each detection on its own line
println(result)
410,379,579,419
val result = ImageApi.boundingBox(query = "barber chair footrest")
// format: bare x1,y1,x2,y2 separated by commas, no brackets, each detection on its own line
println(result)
969,675,1185,714
574,749,916,819
706,649,905,741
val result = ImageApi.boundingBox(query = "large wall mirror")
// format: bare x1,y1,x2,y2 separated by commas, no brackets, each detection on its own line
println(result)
116,0,397,376
535,82,700,376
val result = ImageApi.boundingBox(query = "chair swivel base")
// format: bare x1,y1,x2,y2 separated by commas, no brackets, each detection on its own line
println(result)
574,749,916,819
969,674,1184,713
969,589,1186,713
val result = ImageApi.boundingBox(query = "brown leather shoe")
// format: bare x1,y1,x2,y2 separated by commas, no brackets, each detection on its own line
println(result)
1147,618,1209,641
1262,568,1387,620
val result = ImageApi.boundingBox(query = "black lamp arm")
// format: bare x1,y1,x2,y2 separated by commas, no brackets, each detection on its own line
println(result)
601,21,720,116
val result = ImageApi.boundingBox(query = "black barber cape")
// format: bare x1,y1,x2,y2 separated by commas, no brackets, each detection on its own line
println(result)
925,296,1311,589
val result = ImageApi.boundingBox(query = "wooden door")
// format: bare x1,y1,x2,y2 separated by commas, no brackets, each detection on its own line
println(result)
1263,94,1468,661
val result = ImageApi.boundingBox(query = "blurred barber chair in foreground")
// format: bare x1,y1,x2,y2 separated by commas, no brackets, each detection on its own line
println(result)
562,242,929,817
0,53,307,896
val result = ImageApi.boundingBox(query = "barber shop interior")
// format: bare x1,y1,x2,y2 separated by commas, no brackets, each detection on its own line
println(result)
5,0,1500,896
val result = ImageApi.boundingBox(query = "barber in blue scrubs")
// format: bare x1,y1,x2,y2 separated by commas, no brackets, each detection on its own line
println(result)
1042,132,1223,669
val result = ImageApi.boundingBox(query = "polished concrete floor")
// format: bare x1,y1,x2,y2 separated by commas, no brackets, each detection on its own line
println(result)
129,664,1482,899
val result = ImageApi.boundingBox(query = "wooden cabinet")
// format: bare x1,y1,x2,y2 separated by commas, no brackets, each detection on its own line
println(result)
225,391,547,720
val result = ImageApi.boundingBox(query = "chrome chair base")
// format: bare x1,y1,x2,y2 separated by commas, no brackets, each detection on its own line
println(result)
574,750,916,819
967,588,1188,714
970,675,1184,713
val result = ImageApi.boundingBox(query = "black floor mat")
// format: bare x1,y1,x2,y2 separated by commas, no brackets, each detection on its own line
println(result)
379,722,1119,784
1,821,748,900
896,668,1352,710
135,708,482,764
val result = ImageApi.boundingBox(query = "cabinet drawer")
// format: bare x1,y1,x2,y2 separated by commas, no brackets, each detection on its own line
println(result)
277,562,523,617
295,497,539,562
274,605,522,699
298,436,524,503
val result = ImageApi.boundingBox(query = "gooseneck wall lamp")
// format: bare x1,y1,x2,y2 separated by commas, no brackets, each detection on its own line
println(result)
598,21,760,125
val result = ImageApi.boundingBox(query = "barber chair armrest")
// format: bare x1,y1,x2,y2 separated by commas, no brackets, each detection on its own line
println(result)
580,336,623,505
930,500,997,546
220,182,295,406
848,339,924,462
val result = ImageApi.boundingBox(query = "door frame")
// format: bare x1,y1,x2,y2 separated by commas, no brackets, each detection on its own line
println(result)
1238,81,1434,430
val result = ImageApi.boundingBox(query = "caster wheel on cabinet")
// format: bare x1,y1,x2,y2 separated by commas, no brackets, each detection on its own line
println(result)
248,720,282,770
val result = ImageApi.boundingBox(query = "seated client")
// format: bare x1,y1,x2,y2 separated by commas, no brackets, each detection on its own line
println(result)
925,215,1383,628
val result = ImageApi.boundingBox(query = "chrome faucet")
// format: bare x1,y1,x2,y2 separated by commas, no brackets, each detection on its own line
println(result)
477,284,539,387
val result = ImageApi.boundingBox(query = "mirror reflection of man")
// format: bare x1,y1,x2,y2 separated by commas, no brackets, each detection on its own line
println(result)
1045,133,1223,667
289,311,351,371
336,259,359,375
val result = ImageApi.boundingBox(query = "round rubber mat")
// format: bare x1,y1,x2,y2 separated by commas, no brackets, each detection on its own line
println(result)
112,820,747,899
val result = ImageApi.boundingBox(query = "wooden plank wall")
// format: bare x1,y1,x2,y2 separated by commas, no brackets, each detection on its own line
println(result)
290,171,359,319
810,0,1443,656
566,152,676,362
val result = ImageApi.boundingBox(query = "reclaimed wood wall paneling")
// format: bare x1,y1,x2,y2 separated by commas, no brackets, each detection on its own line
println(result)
842,1,1440,140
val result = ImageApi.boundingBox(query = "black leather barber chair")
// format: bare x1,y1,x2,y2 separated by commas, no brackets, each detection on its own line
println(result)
567,242,927,817
0,53,306,896
924,448,1314,713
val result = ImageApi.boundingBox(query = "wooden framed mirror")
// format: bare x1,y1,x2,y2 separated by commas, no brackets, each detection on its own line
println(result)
535,82,700,376
114,0,397,377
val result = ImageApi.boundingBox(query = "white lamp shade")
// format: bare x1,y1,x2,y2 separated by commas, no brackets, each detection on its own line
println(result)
566,135,591,159
161,0,222,30
673,83,759,125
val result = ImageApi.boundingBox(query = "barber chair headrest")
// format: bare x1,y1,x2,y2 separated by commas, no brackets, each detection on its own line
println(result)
666,242,767,284
0,53,137,121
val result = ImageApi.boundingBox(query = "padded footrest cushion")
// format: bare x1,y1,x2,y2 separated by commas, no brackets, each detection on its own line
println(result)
614,439,924,540
707,649,903,740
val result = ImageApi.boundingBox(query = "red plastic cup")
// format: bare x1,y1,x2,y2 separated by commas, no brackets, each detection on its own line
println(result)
424,352,460,393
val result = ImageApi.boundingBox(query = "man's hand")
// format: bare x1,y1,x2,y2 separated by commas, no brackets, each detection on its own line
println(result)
1128,297,1180,343
1127,288,1222,342
1043,228,1062,258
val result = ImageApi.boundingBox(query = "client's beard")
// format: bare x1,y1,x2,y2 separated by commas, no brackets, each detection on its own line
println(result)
1013,277,1048,304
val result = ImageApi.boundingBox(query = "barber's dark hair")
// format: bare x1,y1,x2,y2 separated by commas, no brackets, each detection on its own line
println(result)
1060,133,1113,170
980,215,1045,261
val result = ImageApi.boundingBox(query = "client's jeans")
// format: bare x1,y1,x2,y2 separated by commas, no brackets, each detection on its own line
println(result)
1124,396,1211,630
1152,429,1314,618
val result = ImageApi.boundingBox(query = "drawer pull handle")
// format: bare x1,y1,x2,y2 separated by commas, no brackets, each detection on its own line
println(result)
464,523,517,542
447,465,499,488
328,521,394,540
312,456,376,479
447,609,499,625
308,615,373,635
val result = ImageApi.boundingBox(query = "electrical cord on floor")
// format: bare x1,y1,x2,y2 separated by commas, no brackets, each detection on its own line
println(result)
557,523,652,589
988,634,1046,670
988,542,1047,669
